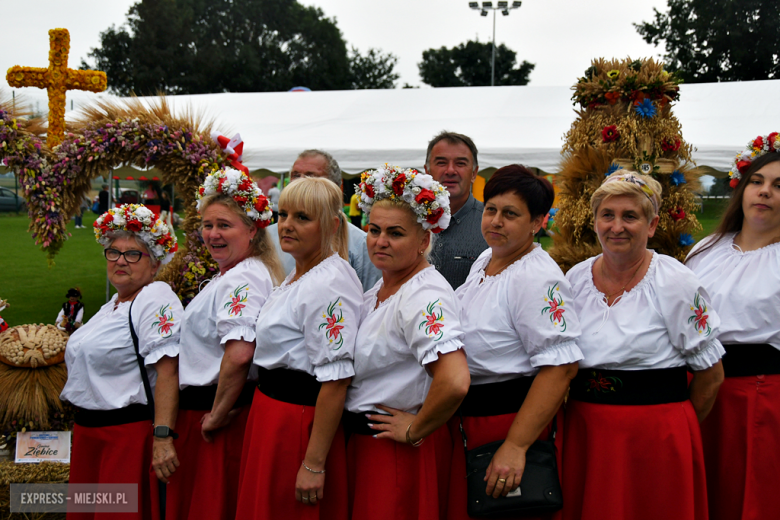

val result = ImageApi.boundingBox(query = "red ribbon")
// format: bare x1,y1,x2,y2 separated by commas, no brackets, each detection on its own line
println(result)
211,132,249,174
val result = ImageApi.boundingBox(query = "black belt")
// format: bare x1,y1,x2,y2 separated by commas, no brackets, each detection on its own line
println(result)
569,367,689,405
342,410,390,436
722,344,780,377
179,381,255,411
74,403,152,428
460,376,535,417
257,366,321,407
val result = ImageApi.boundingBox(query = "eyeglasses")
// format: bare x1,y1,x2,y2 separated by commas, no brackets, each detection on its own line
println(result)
104,248,149,263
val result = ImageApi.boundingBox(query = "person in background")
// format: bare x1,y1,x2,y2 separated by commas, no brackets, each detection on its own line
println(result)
685,138,780,520
349,190,362,228
562,172,724,520
159,191,172,229
75,195,90,229
143,184,157,206
424,131,488,289
98,184,110,214
56,287,85,333
267,180,281,223
266,149,381,290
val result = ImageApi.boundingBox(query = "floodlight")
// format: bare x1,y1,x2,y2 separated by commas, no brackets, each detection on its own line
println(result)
482,1,493,7
480,9,488,16
502,9,509,15
497,1,508,7
512,1,522,7
469,2,479,8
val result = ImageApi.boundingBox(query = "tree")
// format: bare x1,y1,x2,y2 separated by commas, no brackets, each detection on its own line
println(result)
82,0,396,94
635,0,780,83
348,47,399,89
418,40,534,87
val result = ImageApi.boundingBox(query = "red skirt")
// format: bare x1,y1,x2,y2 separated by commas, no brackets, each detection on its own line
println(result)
347,425,451,520
561,400,708,520
445,411,562,520
67,420,159,520
235,389,348,519
165,406,250,520
700,374,780,520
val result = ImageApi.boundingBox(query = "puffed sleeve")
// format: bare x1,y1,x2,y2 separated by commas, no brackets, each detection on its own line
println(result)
75,307,84,324
215,260,274,347
299,260,362,382
55,309,66,330
655,258,725,371
398,275,465,367
131,282,184,366
509,263,584,368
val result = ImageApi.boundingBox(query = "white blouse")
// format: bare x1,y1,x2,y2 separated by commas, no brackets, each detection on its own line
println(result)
346,266,465,414
686,233,780,350
178,257,274,389
253,254,362,383
566,253,724,371
61,282,183,410
456,246,584,385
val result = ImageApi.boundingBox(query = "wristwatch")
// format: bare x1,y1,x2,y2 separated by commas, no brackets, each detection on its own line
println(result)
153,425,179,439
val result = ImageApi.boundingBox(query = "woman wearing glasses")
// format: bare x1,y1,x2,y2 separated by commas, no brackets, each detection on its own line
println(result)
61,204,181,520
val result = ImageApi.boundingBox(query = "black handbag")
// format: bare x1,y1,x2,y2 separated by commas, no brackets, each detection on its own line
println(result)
128,299,167,520
459,414,563,518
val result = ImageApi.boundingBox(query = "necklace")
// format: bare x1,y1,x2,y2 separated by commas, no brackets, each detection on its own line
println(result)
599,253,646,302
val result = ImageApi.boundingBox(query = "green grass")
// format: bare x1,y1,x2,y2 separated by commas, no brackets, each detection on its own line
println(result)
0,212,185,327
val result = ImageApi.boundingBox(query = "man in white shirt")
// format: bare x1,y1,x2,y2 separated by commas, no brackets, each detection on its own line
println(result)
267,150,381,291
267,180,281,223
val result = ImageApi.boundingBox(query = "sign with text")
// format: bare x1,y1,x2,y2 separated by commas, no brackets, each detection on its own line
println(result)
15,431,71,463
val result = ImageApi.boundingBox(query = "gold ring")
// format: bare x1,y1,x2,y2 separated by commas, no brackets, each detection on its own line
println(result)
498,478,507,483
302,497,309,501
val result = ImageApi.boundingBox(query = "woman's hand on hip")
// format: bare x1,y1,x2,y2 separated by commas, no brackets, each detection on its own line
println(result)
152,438,179,483
367,405,417,443
484,440,527,498
295,463,325,506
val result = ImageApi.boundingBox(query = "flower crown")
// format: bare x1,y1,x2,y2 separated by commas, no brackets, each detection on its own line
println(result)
94,204,178,264
728,132,780,188
196,167,272,228
356,164,451,233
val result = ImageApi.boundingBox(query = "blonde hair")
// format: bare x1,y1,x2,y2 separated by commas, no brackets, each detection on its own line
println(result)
199,193,285,284
279,177,349,261
590,171,662,221
372,198,435,257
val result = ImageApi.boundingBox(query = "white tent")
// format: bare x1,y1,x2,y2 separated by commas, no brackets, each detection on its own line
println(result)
127,79,779,176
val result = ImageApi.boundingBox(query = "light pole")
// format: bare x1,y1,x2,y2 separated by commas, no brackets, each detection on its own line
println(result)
468,1,522,86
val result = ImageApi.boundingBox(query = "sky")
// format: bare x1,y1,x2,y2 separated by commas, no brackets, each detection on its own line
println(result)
1,0,670,110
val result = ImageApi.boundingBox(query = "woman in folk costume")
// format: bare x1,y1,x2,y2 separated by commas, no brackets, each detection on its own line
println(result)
685,133,780,520
448,165,583,520
164,168,283,520
236,177,362,519
561,172,725,520
61,204,181,520
344,165,471,520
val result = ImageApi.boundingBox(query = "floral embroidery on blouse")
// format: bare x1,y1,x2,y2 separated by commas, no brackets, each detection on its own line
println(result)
688,292,711,336
584,370,623,394
541,282,567,332
224,283,249,317
152,304,175,338
319,297,345,350
419,299,445,341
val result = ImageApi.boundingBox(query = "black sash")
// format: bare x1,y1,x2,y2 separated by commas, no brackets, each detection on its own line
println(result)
74,403,152,428
722,344,780,377
569,366,689,405
179,381,255,411
256,366,321,407
460,376,535,417
342,410,391,436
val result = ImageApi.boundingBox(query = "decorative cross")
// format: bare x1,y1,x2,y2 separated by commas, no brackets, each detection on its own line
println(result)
613,134,677,175
6,28,107,147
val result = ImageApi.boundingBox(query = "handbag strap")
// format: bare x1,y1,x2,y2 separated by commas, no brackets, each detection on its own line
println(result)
457,408,557,451
128,298,155,421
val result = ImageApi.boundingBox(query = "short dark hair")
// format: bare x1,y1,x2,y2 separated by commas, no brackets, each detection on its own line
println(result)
425,131,479,170
483,164,554,219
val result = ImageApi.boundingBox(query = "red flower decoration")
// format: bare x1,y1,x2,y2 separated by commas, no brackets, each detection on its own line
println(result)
768,132,779,146
198,186,205,196
103,213,114,224
753,136,764,150
662,138,681,152
239,179,253,191
730,178,740,189
234,195,248,205
737,160,752,174
126,219,143,232
392,173,406,196
604,91,620,105
415,189,436,204
669,207,686,222
601,125,620,143
426,207,444,224
254,196,268,212
363,183,374,198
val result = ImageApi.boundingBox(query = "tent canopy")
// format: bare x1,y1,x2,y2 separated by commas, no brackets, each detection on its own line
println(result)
127,79,778,175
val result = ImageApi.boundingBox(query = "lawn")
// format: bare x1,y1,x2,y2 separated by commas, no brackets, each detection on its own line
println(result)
0,198,731,326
